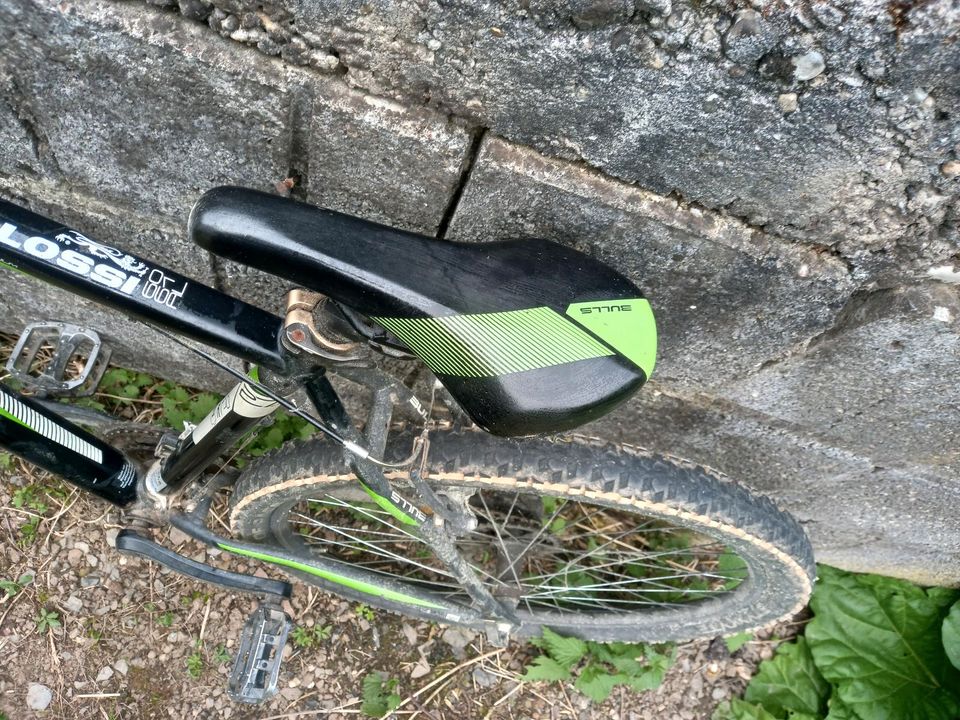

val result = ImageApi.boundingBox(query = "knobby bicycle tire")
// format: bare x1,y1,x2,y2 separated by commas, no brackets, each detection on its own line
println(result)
229,429,814,642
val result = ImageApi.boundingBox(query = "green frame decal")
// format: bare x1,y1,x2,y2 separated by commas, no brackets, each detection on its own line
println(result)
216,542,445,609
359,481,419,526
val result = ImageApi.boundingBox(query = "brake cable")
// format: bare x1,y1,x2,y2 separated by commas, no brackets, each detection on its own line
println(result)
148,324,424,469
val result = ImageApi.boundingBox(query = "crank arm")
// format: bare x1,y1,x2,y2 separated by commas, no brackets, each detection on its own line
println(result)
116,529,291,598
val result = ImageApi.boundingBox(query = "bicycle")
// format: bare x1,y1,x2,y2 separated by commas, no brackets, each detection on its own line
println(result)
0,186,814,702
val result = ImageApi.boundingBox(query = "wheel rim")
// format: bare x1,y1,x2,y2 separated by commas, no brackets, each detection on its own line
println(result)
270,481,750,619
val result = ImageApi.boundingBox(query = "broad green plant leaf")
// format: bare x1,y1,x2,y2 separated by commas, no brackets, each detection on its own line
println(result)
943,600,960,671
824,695,857,720
806,565,960,720
725,632,753,654
574,663,625,702
712,699,780,720
744,637,829,717
626,667,664,692
540,628,588,669
522,656,571,682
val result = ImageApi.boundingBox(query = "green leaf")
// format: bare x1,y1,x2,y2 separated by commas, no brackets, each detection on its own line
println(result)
943,601,960,671
100,368,132,388
573,663,624,703
744,637,829,717
824,695,857,720
806,565,960,720
385,693,401,713
522,656,571,682
540,628,587,669
361,672,399,717
712,699,780,720
625,667,664,692
189,393,221,423
718,551,749,590
167,386,190,403
725,632,753,654
609,654,644,676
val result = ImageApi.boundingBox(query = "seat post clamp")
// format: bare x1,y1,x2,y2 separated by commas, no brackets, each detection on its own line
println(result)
281,289,362,362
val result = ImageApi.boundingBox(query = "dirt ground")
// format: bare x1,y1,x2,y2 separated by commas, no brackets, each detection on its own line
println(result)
0,455,794,720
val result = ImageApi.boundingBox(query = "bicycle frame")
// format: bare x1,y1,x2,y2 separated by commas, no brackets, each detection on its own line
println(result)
0,198,511,632
0,200,285,369
0,383,138,505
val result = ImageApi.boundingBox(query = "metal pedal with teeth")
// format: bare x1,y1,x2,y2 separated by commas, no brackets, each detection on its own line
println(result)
229,602,292,704
6,321,111,397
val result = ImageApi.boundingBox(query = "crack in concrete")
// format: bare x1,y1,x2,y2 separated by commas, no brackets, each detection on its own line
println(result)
436,126,487,241
119,0,950,280
285,82,313,203
750,286,896,375
137,0,957,258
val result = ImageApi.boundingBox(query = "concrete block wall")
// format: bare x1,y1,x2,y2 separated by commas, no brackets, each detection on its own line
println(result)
0,0,958,583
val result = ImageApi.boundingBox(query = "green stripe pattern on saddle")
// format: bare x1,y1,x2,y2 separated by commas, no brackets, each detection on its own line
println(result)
372,306,613,377
372,300,656,378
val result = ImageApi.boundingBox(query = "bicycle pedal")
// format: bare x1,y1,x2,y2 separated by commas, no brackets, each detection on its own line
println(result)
6,321,111,397
228,602,292,704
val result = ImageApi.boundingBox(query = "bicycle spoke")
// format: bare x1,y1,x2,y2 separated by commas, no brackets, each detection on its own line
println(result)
477,490,524,589
291,514,420,543
296,517,454,578
285,483,749,617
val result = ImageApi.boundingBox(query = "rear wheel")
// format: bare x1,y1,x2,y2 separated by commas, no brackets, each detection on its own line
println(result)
229,430,814,642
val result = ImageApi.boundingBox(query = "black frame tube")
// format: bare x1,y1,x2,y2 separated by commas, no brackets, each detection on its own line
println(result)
0,384,138,506
0,199,286,370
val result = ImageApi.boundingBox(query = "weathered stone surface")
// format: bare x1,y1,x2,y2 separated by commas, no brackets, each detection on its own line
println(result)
308,91,471,234
0,92,40,176
583,388,960,586
0,0,290,222
725,281,960,470
448,137,855,392
0,0,956,586
181,0,959,270
217,75,471,312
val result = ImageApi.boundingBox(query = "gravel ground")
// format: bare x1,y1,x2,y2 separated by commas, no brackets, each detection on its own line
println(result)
0,457,795,720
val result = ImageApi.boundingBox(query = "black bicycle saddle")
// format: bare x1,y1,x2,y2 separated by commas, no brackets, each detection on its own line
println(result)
190,186,656,436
